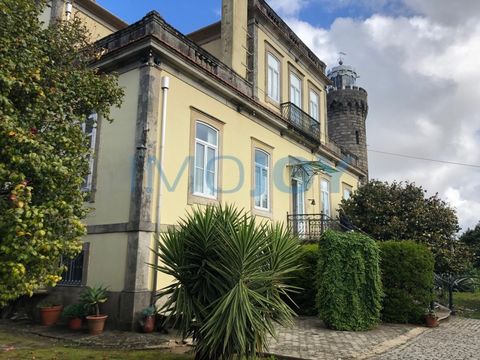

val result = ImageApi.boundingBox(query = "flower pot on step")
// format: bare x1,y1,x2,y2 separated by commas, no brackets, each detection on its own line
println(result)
143,315,155,333
39,305,63,326
425,315,439,328
68,317,83,330
86,315,108,335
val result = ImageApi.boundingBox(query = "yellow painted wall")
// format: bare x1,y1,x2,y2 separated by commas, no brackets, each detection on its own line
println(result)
73,5,115,41
200,38,222,60
86,68,140,226
84,233,128,291
154,69,358,227
256,27,328,144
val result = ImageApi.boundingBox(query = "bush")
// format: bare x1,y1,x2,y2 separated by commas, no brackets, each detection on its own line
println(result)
154,205,301,360
287,244,319,316
317,230,382,331
379,241,434,324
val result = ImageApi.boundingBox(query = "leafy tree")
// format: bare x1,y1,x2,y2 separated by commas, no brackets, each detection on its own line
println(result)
460,223,480,268
154,205,301,360
340,180,469,273
0,0,123,306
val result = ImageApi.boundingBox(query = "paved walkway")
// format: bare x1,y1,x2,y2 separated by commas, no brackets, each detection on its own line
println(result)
266,316,427,360
371,317,480,360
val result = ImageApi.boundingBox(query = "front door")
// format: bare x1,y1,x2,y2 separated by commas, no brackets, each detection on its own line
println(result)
292,178,305,236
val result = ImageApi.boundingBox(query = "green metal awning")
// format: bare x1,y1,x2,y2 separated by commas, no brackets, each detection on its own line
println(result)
288,160,338,187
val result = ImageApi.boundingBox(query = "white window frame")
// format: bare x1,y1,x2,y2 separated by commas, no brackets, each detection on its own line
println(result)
193,121,219,199
290,72,302,108
254,149,270,211
343,186,352,200
309,89,319,121
267,53,280,103
320,178,330,216
82,113,97,192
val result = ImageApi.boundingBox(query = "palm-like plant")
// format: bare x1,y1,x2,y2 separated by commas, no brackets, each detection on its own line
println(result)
153,205,301,360
80,285,108,317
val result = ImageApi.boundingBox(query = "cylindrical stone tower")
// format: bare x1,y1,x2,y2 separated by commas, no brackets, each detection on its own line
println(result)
327,60,369,175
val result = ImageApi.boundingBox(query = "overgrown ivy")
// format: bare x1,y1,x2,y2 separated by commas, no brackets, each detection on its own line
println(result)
317,230,383,331
0,0,123,305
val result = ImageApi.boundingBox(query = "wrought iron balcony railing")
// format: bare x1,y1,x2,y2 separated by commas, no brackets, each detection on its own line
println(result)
287,213,341,242
281,102,320,143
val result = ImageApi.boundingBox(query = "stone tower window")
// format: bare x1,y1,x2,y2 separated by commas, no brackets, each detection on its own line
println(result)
355,130,360,145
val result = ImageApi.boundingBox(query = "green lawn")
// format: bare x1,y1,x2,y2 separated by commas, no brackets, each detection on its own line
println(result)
453,292,480,319
0,331,193,360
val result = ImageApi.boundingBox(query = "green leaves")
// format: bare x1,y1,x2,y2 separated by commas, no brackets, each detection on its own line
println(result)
0,0,123,305
317,230,383,331
341,180,468,273
153,205,301,360
380,241,434,324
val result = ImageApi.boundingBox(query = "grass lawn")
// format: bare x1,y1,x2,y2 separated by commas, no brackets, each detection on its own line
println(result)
453,292,480,319
0,331,193,360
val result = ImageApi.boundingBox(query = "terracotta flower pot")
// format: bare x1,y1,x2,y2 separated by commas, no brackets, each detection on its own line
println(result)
68,317,83,330
143,315,155,333
39,306,63,326
425,315,438,328
86,315,108,335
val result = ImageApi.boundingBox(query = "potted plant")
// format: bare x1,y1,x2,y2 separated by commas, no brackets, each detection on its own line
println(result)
425,308,439,328
80,286,109,335
139,305,157,333
37,299,63,326
62,303,87,330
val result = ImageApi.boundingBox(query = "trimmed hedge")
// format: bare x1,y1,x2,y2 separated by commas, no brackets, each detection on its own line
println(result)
379,241,434,324
317,230,382,331
287,244,319,316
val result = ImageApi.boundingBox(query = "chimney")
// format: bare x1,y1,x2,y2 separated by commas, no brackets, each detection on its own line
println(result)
221,0,248,78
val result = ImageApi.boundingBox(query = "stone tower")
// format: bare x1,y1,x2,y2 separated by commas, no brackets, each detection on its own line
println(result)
327,60,369,175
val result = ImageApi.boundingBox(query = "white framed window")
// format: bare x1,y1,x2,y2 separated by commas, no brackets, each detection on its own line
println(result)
254,149,270,210
320,179,330,216
309,89,319,121
82,113,97,192
194,121,218,198
267,53,280,103
290,72,302,108
343,186,352,200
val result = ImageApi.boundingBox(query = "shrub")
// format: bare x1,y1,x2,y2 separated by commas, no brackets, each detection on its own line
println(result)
379,241,434,324
287,244,319,316
154,205,302,360
317,230,382,331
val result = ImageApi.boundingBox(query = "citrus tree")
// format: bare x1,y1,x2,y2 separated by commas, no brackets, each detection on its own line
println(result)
0,0,123,305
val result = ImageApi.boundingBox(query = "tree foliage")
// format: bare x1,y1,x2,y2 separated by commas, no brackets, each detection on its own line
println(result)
0,0,123,305
154,205,301,360
317,230,383,331
460,223,480,268
379,241,434,324
340,180,468,273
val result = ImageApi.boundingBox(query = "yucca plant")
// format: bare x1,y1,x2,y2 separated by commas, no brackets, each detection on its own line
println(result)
153,205,301,360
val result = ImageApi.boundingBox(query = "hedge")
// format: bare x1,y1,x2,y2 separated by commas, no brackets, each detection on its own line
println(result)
287,244,319,316
317,230,382,331
379,241,434,324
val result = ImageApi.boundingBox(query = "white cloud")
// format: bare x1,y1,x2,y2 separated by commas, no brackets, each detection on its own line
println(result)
268,0,309,17
284,6,480,231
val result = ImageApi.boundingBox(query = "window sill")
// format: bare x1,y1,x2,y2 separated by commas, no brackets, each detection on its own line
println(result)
188,192,220,206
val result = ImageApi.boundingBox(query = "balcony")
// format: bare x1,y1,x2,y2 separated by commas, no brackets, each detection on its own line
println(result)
281,102,320,144
287,213,342,242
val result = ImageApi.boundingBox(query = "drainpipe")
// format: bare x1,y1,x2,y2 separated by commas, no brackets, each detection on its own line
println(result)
151,76,170,305
65,1,73,20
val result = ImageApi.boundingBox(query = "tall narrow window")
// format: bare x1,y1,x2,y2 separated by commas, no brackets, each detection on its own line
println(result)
343,186,352,200
320,179,330,216
194,122,219,198
355,130,360,144
309,90,319,121
267,53,280,103
290,73,302,108
82,113,97,192
254,149,270,210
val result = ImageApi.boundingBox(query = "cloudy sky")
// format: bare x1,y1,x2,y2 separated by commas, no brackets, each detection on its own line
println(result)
97,0,480,231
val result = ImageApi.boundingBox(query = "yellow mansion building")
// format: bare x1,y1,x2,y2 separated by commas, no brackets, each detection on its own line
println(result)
42,0,369,329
